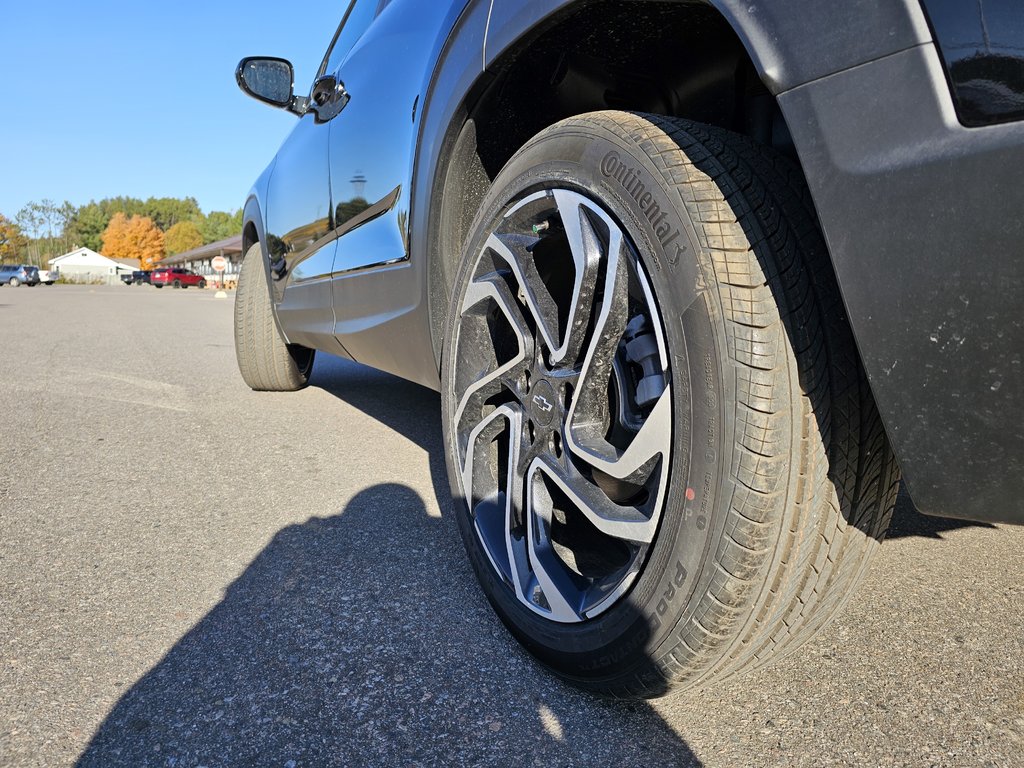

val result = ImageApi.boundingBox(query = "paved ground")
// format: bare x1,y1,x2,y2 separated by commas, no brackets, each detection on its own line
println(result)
0,284,1021,767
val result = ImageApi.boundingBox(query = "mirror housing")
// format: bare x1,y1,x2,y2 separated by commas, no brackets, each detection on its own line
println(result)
236,57,309,117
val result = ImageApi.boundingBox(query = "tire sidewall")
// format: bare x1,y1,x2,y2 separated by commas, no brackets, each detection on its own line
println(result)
441,114,734,684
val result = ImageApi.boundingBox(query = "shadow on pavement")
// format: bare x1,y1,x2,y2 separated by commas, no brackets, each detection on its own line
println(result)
886,486,997,540
77,484,699,767
77,355,701,767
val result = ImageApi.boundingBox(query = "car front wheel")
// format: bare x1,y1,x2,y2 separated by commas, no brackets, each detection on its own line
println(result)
441,111,899,698
234,242,314,391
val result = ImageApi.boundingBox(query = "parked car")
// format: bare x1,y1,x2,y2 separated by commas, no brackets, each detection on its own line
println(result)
120,270,152,285
150,267,206,289
233,0,1024,698
0,264,40,286
37,269,58,285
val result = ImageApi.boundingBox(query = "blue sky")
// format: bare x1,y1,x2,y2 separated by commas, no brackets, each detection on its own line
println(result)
0,1,345,218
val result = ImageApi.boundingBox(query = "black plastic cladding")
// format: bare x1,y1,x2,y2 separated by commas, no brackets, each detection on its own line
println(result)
778,45,1024,524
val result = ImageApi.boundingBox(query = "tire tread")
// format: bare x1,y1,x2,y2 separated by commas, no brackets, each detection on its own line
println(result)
549,111,899,696
234,243,313,392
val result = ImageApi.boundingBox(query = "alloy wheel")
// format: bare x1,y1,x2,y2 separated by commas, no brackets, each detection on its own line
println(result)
450,188,673,622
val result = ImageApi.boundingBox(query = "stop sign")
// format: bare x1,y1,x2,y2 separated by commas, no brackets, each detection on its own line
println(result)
211,255,228,272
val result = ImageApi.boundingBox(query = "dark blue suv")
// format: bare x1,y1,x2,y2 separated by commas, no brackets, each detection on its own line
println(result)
234,0,1023,697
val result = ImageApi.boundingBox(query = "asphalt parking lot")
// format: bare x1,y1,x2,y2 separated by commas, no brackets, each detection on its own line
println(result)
1,284,1021,767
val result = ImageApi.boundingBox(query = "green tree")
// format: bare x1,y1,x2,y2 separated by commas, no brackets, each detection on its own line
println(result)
65,202,111,252
196,209,243,243
335,197,369,225
14,199,73,265
164,220,204,256
66,197,156,251
142,197,201,231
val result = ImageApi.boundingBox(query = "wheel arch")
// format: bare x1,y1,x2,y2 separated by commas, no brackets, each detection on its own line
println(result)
422,0,930,345
423,0,798,360
241,189,282,309
241,151,283,301
240,201,261,264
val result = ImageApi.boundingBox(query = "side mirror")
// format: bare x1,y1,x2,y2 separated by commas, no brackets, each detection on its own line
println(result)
236,57,308,116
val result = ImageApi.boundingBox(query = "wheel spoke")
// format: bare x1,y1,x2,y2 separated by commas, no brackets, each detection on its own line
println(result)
461,270,534,342
485,233,561,355
536,453,657,544
504,413,532,603
487,189,605,366
526,460,583,622
563,227,630,452
461,405,530,597
453,275,532,436
563,214,671,487
568,386,672,485
549,190,605,365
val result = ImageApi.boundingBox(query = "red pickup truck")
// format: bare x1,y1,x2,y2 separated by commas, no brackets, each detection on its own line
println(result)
150,267,207,289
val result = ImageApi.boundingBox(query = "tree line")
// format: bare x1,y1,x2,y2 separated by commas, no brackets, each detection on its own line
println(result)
0,197,243,271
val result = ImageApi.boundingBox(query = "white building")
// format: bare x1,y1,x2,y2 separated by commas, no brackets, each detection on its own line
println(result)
49,248,141,285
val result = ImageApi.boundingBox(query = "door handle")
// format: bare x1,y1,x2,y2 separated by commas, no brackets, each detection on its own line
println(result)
311,75,350,122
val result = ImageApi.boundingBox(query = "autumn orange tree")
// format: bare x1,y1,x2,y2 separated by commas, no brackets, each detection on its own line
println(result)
0,213,28,261
101,213,165,270
164,220,204,256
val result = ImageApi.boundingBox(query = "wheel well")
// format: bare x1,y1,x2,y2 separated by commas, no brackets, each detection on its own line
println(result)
242,221,259,259
429,0,801,351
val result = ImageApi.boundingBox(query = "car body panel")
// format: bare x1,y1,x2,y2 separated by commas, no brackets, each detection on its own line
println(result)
922,0,1024,127
263,113,337,350
323,0,459,384
318,0,488,389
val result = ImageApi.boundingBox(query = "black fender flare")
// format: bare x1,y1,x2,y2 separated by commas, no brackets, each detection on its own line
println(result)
483,0,931,94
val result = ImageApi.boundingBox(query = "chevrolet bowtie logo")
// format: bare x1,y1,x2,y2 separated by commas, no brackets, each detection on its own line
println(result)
532,394,553,413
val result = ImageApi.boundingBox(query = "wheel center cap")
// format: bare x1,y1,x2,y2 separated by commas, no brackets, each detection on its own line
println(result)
528,378,558,428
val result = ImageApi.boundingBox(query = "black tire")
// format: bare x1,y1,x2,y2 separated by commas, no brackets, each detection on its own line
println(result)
154,284,163,289
198,279,207,289
9,278,20,287
234,242,315,391
173,280,181,289
441,111,899,698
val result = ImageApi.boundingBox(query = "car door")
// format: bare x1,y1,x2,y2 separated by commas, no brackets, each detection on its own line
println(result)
323,0,457,362
261,10,365,349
